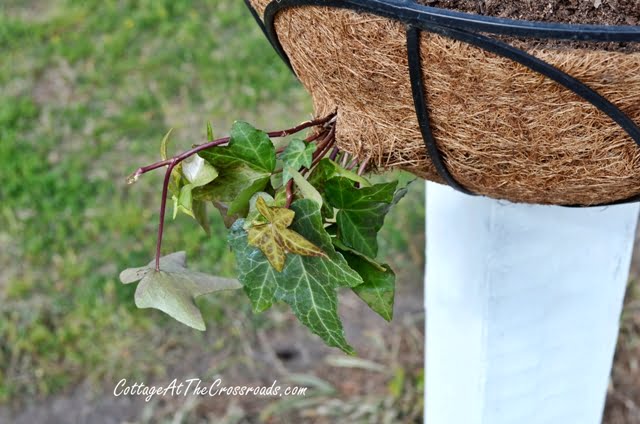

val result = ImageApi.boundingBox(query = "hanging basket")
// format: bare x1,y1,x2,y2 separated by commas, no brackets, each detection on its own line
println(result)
245,0,640,206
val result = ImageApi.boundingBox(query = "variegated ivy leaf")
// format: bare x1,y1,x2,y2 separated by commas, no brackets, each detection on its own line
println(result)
247,197,326,271
229,199,364,353
281,138,315,183
120,252,242,330
243,192,274,230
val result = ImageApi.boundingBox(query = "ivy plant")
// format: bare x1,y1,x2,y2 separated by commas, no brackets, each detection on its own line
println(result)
121,114,410,354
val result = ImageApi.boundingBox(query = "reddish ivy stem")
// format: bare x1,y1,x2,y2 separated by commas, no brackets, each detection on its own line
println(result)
346,157,359,171
357,156,371,176
329,146,339,161
132,113,336,271
285,179,295,208
131,113,335,181
288,125,337,207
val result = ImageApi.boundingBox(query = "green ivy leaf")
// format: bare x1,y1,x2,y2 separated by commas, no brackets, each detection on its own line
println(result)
197,121,276,216
192,200,211,235
307,158,371,191
332,237,387,273
281,138,315,183
160,128,174,161
120,252,242,331
200,121,275,173
182,153,218,187
307,158,371,218
206,121,214,142
194,164,270,217
172,154,218,231
157,128,183,196
287,166,323,208
342,252,395,322
325,177,398,258
229,199,363,354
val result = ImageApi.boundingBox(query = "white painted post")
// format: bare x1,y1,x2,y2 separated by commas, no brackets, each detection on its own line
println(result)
424,182,639,424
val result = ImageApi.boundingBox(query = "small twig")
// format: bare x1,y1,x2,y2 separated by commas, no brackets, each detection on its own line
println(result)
341,152,350,168
346,157,359,171
357,156,371,176
311,126,335,160
304,126,336,175
285,179,295,208
155,162,177,271
329,146,340,161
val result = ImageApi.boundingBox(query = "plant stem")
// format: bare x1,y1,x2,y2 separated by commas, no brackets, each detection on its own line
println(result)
357,156,371,176
285,179,295,208
155,162,176,271
341,152,350,168
346,157,359,171
130,113,336,181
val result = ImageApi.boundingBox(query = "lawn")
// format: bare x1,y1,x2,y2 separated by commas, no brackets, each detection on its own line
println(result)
0,0,426,421
0,0,308,400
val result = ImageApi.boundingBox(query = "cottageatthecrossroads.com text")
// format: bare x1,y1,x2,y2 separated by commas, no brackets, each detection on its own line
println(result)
113,378,308,402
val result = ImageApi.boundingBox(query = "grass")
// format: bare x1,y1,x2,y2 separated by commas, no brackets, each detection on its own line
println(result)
0,0,426,408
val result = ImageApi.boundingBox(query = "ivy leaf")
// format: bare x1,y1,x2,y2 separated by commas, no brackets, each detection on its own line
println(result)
197,121,276,216
172,154,218,231
182,154,218,187
307,158,371,191
332,237,387,273
229,199,363,353
244,192,274,230
341,252,395,322
287,166,323,208
206,121,214,142
160,128,174,161
270,171,284,190
325,177,398,258
307,158,371,218
281,138,315,183
200,121,275,173
192,200,211,235
194,164,270,217
247,197,326,271
172,185,194,219
156,128,183,195
120,252,242,331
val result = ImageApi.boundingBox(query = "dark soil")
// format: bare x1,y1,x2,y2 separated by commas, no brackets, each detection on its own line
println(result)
418,0,640,51
420,0,640,25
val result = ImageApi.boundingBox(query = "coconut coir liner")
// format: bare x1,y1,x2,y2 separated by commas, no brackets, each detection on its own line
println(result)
249,0,640,205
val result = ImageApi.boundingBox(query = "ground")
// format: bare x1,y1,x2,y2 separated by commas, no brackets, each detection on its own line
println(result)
0,1,638,423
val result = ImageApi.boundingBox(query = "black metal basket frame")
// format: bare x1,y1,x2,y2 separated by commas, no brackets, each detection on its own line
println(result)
244,0,640,206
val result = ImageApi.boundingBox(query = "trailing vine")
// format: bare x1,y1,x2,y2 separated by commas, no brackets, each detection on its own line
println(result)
121,113,410,354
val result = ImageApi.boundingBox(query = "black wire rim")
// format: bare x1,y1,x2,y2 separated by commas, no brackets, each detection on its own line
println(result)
244,0,640,207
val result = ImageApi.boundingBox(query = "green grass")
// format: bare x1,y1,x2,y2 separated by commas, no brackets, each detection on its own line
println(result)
0,0,424,404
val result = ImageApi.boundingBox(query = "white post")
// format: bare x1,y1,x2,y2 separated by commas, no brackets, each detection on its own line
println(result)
424,182,639,424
